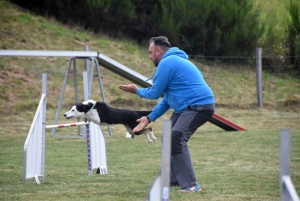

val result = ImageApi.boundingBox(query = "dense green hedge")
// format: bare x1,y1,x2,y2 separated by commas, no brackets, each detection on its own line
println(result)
10,0,264,57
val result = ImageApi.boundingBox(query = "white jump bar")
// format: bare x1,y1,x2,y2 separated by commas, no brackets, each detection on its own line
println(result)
46,122,88,129
0,49,153,86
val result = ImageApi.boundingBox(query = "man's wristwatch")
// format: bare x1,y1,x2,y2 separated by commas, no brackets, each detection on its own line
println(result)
146,116,151,123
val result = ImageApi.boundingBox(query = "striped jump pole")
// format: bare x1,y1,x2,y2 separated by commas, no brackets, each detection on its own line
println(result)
46,122,88,129
46,121,92,175
45,120,107,176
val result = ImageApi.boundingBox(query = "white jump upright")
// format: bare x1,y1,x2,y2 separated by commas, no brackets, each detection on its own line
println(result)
23,73,108,184
83,71,107,175
87,121,108,175
23,73,47,184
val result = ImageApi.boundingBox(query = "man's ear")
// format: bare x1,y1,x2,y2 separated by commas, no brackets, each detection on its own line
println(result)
156,46,161,54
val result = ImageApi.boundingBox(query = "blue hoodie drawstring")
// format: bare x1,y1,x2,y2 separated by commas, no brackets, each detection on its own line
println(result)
146,73,155,81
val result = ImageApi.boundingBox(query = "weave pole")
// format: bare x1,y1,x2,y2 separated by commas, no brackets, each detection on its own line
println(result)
280,129,300,201
146,120,171,201
46,122,88,129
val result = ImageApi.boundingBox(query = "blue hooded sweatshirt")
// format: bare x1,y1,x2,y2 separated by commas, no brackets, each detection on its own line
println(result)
137,47,214,122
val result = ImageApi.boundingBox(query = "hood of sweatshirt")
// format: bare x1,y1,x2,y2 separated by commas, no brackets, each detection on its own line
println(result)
162,47,188,60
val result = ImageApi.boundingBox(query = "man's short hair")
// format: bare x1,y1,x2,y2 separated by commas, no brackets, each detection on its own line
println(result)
149,36,171,48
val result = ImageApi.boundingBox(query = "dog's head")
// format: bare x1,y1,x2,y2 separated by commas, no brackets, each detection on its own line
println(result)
63,100,96,120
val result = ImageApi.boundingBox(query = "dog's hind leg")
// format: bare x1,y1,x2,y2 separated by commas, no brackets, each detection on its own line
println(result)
134,127,154,143
141,128,155,143
145,133,153,144
148,128,157,142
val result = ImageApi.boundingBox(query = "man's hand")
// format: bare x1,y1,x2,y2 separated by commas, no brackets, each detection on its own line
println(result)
133,116,149,133
118,84,138,94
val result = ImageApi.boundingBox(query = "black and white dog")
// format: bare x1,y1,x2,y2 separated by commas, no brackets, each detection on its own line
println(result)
63,100,157,143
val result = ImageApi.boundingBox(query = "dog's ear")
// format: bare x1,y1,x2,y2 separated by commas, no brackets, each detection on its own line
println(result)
82,103,94,113
83,104,91,113
88,102,94,108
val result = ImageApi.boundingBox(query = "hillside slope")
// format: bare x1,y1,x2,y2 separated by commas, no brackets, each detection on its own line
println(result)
0,0,299,116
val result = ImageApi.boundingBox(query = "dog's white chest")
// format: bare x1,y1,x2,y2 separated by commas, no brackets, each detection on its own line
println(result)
85,109,100,124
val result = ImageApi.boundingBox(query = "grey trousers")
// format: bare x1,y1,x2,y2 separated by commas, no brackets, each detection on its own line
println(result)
169,106,214,189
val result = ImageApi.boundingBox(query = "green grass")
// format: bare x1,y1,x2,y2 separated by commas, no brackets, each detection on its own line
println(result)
0,0,300,200
0,110,299,200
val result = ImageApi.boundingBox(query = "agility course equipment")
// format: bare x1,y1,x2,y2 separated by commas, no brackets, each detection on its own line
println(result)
280,129,299,201
23,73,107,184
209,113,246,131
45,121,108,176
45,121,88,129
145,120,171,201
0,50,112,138
23,74,47,184
0,49,245,131
52,55,112,138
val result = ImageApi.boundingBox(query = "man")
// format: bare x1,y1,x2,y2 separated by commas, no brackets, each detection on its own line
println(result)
119,36,215,192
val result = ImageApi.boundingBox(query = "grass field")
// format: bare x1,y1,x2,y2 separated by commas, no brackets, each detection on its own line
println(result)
0,0,300,200
0,108,299,200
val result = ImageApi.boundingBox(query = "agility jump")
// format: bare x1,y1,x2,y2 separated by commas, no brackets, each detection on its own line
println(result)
45,121,107,176
45,122,88,129
23,73,108,184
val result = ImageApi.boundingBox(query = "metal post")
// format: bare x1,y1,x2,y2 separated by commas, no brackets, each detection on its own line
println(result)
256,48,263,108
84,45,93,98
73,58,82,136
93,57,113,137
52,57,75,137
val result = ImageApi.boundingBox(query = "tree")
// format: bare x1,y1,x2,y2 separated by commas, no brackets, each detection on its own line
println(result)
285,0,300,71
154,0,264,56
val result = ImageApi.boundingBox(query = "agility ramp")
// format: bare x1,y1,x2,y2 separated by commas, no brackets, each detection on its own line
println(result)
0,50,245,131
209,113,246,131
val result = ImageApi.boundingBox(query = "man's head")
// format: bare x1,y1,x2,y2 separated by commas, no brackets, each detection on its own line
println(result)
148,36,171,67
